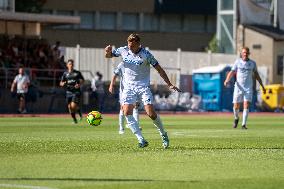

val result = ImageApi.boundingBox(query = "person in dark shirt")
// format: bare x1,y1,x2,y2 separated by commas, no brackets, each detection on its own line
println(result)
60,59,84,124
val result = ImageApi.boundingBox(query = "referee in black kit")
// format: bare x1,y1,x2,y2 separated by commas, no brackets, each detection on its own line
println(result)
60,59,84,124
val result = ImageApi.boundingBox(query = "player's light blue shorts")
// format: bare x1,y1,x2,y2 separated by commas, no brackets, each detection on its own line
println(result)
233,85,253,103
121,85,153,105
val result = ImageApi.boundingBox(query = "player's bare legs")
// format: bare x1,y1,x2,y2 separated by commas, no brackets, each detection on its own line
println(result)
144,104,169,149
123,104,147,147
144,104,156,120
69,102,78,124
19,97,26,113
76,106,82,121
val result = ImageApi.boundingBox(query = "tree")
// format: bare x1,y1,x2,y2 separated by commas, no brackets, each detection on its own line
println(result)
15,0,46,13
205,35,219,53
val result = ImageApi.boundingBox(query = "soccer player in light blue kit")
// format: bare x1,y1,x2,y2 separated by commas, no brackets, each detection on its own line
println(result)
224,47,266,129
109,62,141,134
105,33,181,148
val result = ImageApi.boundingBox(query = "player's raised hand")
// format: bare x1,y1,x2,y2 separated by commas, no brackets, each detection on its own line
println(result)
105,45,112,58
105,45,112,52
169,85,181,92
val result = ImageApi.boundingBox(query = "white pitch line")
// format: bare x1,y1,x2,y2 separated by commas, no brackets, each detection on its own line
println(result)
0,183,58,189
172,131,197,136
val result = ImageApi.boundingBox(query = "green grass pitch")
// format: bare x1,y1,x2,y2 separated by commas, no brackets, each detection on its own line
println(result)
0,113,283,189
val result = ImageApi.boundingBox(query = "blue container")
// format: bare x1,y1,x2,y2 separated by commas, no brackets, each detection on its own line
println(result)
192,65,234,111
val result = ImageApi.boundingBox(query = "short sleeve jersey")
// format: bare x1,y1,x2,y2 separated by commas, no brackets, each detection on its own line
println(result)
61,69,84,93
231,58,257,91
112,46,158,87
13,74,30,93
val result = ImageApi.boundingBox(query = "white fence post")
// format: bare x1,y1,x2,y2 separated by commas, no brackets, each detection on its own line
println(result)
208,50,212,66
76,44,80,70
177,48,181,88
282,56,284,85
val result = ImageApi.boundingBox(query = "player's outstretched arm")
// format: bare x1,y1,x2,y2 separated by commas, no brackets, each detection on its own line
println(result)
105,45,113,58
224,71,234,87
254,70,266,94
154,64,181,92
109,75,117,94
10,80,16,92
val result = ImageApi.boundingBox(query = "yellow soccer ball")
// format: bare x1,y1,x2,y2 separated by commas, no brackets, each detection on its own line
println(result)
86,111,102,126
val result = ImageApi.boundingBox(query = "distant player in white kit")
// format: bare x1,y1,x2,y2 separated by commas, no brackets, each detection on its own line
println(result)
11,66,30,113
224,47,266,129
109,62,140,134
105,33,181,148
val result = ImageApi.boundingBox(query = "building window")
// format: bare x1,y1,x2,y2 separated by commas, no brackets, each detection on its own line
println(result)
143,14,159,31
122,13,138,31
220,0,234,10
206,15,216,33
54,10,74,29
183,15,206,32
79,12,94,29
57,10,73,16
100,12,116,30
0,0,9,11
277,55,284,75
160,14,182,32
41,9,53,15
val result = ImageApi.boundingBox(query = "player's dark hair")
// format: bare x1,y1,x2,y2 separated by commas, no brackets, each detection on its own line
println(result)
96,72,103,80
67,59,74,65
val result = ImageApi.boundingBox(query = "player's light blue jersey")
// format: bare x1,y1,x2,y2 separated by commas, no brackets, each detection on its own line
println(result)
113,62,125,94
232,58,257,91
112,46,158,87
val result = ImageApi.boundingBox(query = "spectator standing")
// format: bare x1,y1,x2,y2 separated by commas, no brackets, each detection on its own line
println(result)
91,72,105,112
11,66,30,113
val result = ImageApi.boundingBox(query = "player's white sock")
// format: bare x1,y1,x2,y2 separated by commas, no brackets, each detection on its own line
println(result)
233,108,239,120
125,115,144,142
153,115,166,136
119,109,124,130
133,108,139,127
242,109,249,126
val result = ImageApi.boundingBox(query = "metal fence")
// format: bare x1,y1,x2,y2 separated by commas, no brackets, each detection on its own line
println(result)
0,67,94,89
65,46,239,86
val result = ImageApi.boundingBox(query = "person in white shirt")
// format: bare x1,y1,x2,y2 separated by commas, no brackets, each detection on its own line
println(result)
105,33,181,148
109,62,140,135
224,47,266,129
91,72,105,112
11,67,30,113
